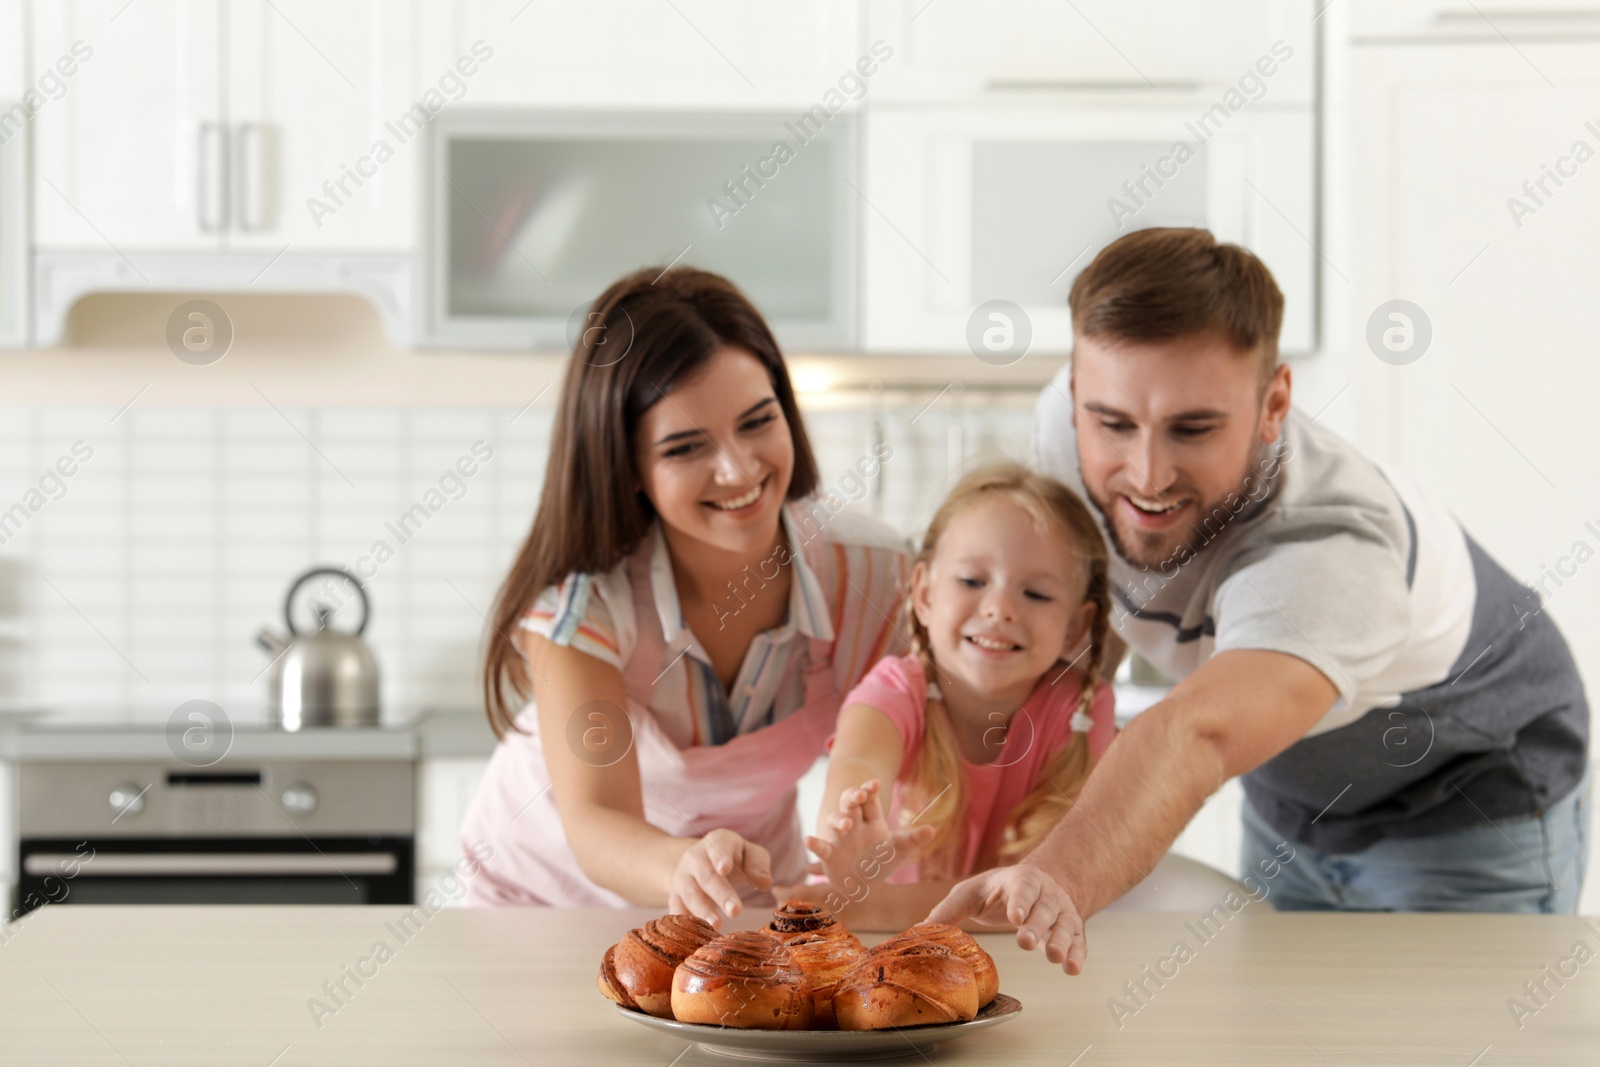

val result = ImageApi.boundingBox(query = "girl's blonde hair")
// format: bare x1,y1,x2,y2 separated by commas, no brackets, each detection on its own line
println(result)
901,461,1111,878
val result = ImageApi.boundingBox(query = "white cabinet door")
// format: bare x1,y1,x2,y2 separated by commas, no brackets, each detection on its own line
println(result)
431,0,862,109
861,103,1316,355
0,0,27,344
417,756,489,873
1350,42,1600,694
0,0,24,98
32,0,223,250
866,0,1316,104
225,0,416,250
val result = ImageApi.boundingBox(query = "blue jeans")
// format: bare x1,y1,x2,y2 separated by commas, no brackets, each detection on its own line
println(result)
1241,765,1591,913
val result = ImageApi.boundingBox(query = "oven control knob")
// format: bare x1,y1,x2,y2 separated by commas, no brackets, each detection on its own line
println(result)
109,783,146,818
281,783,318,815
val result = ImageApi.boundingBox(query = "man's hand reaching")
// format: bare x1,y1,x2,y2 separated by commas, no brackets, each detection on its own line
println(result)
926,862,1087,975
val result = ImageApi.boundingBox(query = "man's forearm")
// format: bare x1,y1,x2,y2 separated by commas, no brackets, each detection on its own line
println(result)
1024,696,1230,918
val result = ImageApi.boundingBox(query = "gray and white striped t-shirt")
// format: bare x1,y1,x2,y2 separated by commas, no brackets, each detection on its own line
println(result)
1034,374,1588,852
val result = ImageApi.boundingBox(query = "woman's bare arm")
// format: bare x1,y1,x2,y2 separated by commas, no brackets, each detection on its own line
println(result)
528,633,768,919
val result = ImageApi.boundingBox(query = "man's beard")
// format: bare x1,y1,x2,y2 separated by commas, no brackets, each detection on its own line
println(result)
1084,441,1280,572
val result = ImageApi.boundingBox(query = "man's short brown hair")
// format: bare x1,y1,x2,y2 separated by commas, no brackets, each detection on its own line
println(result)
1068,228,1285,372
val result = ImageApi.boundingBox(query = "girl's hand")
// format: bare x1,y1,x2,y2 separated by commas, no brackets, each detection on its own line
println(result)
805,780,933,892
668,828,773,929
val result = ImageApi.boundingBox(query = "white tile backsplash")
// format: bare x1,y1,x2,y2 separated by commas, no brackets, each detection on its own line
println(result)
0,393,1037,724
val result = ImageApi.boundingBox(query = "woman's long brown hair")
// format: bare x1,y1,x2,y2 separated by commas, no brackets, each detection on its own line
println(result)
900,461,1111,877
483,266,820,738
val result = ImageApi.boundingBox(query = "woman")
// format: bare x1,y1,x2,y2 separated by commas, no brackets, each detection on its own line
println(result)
460,266,908,927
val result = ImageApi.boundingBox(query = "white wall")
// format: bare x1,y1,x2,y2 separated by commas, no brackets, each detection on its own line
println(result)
0,293,1049,723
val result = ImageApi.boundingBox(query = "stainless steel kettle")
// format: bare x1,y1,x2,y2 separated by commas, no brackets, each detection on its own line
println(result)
256,567,380,730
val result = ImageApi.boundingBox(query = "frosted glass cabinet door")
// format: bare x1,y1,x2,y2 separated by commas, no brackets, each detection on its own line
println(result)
430,114,856,350
31,0,224,250
861,104,1315,355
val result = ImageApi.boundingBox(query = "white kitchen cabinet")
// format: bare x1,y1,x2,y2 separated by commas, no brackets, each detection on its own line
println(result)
1349,40,1600,696
860,100,1317,355
416,755,488,900
866,0,1316,104
224,0,417,250
0,0,26,345
32,0,415,252
425,0,862,110
31,0,223,250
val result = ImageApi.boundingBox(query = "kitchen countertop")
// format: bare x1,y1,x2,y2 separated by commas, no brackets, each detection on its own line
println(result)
0,708,498,762
0,692,1162,764
0,905,1594,1064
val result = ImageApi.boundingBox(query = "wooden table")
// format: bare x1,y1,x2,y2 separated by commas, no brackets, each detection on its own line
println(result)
0,904,1597,1065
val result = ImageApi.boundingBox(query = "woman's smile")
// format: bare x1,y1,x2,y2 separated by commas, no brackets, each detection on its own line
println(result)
704,475,769,517
635,347,797,559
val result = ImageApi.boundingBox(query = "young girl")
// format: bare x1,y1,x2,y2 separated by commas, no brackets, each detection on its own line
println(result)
797,462,1116,926
460,266,907,926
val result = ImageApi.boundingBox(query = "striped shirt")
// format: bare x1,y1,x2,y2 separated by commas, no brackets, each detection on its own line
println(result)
522,503,910,750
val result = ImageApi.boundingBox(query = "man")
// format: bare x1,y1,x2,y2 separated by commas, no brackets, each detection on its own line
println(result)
928,227,1590,974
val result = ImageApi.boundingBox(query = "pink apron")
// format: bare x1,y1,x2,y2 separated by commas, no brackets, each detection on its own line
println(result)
461,548,838,907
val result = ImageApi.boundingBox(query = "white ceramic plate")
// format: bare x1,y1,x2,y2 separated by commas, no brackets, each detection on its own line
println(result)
614,992,1022,1061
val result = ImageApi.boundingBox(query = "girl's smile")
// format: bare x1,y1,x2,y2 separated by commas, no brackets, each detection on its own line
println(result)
912,495,1095,721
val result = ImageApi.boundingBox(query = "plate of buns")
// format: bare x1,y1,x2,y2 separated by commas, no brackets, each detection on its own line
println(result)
598,899,1021,1060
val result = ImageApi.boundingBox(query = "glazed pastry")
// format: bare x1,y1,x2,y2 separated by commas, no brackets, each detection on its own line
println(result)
596,913,716,1018
766,899,859,946
784,929,868,1029
834,939,979,1030
877,922,999,1007
671,930,814,1030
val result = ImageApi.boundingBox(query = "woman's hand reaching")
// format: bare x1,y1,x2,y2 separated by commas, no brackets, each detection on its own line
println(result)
667,828,773,929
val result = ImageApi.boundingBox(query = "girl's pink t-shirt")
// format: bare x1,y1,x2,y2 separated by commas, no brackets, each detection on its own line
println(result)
831,652,1117,881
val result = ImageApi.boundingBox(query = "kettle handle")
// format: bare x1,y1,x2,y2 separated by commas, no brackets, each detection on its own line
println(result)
285,566,370,637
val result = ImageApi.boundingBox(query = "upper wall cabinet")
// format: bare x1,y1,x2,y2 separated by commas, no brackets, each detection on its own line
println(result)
860,100,1317,356
418,0,864,110
32,0,222,251
0,0,28,345
31,0,416,252
865,0,1316,103
223,0,417,250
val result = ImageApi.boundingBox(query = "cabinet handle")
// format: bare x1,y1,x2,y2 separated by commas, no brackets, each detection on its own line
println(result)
1434,9,1600,22
1429,8,1600,36
987,78,1202,94
22,852,398,876
196,122,229,234
234,122,272,232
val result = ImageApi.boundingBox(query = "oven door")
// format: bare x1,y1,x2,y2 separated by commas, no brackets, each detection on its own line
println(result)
17,836,414,913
